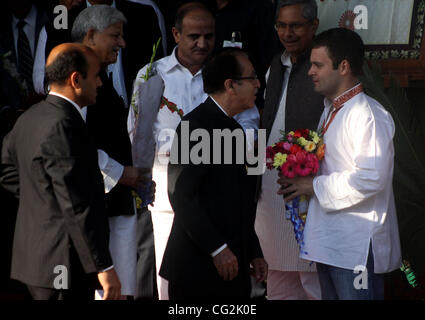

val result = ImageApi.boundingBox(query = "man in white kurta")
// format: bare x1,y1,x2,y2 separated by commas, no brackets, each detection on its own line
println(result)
127,3,259,299
279,28,401,300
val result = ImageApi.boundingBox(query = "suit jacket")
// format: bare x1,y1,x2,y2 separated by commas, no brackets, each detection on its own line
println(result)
160,97,263,296
0,95,112,288
86,70,134,216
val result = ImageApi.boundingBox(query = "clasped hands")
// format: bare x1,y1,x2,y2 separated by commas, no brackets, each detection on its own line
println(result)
118,166,154,188
276,172,315,202
212,247,267,283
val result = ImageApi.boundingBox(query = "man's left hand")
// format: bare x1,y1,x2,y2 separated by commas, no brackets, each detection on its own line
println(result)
277,173,315,202
250,258,268,283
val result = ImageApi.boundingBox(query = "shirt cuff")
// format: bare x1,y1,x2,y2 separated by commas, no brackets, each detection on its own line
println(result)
99,265,114,273
97,149,124,193
211,243,228,257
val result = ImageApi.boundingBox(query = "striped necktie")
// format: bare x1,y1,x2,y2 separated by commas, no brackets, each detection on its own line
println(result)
17,19,34,91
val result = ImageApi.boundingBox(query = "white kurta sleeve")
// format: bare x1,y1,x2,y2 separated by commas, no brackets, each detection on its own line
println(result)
313,103,395,212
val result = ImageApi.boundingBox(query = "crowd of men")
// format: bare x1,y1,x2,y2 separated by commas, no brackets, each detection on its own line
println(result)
0,0,401,301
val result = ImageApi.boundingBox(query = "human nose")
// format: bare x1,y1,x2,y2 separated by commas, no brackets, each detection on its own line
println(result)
97,76,102,88
118,35,126,48
197,36,207,49
308,66,314,77
254,78,261,88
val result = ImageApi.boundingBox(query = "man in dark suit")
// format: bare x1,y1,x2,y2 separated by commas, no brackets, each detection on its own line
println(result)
0,43,121,300
161,48,267,300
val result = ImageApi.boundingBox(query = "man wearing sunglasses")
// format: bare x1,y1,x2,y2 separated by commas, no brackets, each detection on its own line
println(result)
254,0,324,300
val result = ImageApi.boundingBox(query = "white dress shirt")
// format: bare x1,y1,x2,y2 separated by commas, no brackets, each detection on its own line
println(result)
300,89,402,273
33,26,47,94
12,5,37,58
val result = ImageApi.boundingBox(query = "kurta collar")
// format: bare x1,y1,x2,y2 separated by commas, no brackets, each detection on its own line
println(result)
165,46,203,76
325,83,364,109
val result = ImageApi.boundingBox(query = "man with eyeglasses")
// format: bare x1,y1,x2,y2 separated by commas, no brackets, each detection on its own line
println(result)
161,48,267,300
254,0,324,300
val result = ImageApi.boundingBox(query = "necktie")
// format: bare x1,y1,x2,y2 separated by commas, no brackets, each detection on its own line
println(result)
17,19,34,91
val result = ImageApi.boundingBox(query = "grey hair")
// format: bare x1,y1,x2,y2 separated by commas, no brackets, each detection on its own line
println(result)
71,5,127,42
275,0,318,21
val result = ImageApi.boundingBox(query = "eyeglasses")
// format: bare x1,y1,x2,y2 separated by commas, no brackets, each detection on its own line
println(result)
274,21,311,32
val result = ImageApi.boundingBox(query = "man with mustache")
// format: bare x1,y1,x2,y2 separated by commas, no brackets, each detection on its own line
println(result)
128,1,260,299
254,0,323,300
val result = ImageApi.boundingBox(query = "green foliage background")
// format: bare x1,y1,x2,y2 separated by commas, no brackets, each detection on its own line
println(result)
360,62,425,276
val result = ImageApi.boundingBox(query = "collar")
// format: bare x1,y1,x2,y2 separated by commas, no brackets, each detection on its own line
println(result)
285,48,311,66
330,83,364,109
210,95,230,117
280,50,292,68
164,46,203,76
13,5,37,30
49,92,87,122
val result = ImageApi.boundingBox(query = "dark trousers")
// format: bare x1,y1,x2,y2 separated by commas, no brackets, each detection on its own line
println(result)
26,246,99,301
135,207,158,300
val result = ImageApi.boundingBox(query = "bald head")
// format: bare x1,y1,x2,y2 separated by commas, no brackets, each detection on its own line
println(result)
45,43,97,87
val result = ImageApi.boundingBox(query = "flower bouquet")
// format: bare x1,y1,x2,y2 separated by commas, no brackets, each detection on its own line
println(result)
266,129,325,254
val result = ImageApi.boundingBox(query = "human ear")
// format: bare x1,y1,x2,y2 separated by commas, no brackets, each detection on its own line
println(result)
224,79,234,92
172,27,180,44
70,71,81,89
85,28,97,46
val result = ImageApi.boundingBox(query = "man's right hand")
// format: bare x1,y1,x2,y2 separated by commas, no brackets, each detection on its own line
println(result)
97,268,121,300
118,166,151,189
212,247,239,281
